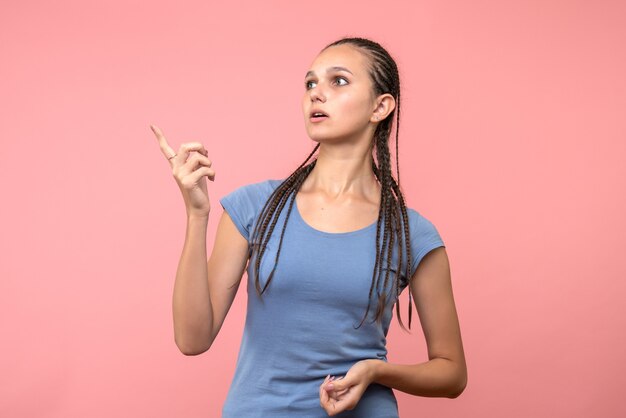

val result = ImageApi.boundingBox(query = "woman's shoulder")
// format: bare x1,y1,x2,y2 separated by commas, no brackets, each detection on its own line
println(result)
402,205,444,249
219,178,285,241
241,178,283,193
404,206,427,227
225,178,283,201
402,205,445,275
220,179,283,208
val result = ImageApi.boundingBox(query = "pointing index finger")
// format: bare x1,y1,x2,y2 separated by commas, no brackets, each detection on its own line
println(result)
150,124,176,160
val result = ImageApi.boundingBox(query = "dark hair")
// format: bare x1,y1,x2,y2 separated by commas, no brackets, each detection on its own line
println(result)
248,37,415,331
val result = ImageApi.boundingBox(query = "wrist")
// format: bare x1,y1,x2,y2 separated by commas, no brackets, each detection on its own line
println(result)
187,212,210,221
367,359,385,384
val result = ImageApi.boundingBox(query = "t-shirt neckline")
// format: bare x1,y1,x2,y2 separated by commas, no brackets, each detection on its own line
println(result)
292,194,378,237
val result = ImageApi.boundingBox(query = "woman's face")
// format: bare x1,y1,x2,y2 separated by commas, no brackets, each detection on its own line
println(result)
302,44,378,144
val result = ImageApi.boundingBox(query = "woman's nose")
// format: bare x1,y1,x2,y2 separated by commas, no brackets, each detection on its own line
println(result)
309,86,326,102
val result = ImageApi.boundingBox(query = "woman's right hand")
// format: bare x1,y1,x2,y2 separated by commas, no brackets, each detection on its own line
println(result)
151,124,215,218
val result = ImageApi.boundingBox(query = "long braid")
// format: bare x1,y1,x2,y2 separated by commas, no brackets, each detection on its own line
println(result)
250,145,319,295
389,59,411,329
356,163,386,329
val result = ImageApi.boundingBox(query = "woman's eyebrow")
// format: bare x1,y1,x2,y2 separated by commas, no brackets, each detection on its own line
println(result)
304,66,354,79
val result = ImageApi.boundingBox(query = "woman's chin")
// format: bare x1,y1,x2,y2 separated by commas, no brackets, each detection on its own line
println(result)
306,135,338,144
305,129,345,144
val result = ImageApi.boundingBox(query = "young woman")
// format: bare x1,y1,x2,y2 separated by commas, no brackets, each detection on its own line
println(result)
151,37,467,417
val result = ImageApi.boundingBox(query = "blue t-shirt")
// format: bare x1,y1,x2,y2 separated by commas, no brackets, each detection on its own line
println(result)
219,179,445,417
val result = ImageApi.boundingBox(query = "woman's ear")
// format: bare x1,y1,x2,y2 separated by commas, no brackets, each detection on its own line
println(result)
371,94,396,122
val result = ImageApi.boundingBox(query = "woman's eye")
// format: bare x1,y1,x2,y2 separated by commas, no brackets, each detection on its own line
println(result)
304,77,348,90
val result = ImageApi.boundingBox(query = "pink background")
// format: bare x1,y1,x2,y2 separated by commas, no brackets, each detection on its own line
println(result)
1,1,625,417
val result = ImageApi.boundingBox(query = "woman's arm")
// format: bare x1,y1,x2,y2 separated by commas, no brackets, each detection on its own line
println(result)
172,211,249,356
369,247,467,397
150,125,250,356
320,247,466,414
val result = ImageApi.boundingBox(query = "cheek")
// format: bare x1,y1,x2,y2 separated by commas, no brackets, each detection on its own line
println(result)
336,94,372,121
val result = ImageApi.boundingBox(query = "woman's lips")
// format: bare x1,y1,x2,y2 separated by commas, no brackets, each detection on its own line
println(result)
310,115,329,122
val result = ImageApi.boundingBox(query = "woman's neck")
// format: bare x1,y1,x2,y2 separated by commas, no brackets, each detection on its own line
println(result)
303,143,379,198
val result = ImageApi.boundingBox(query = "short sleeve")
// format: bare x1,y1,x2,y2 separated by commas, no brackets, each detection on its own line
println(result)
409,210,446,277
219,179,282,242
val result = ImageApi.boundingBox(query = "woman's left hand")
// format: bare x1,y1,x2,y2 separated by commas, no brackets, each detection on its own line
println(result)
319,360,377,416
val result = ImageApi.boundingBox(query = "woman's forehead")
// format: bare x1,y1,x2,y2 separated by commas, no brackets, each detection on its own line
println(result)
306,44,369,76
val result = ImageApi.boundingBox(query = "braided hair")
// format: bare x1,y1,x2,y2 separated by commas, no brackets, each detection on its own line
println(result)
248,37,415,331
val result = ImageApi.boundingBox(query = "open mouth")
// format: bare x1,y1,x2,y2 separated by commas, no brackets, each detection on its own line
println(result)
310,111,328,122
